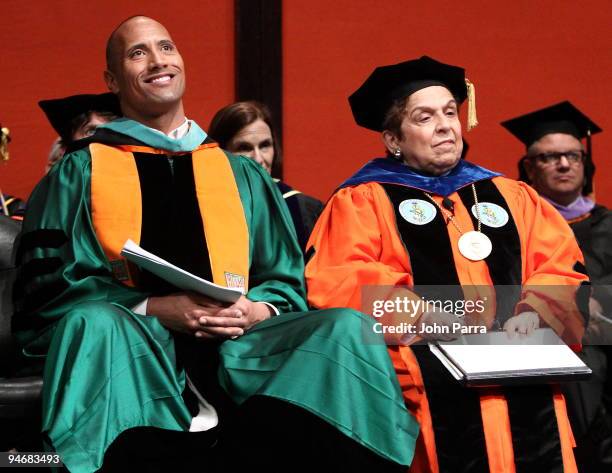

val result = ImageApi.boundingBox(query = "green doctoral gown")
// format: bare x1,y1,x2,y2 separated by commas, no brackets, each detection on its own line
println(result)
13,118,418,473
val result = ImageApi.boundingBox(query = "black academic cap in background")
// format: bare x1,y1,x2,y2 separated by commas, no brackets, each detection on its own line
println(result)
506,101,602,196
38,93,121,142
349,56,471,132
501,101,602,148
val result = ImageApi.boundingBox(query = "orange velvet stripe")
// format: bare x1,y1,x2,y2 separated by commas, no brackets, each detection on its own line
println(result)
553,389,579,473
192,146,250,290
479,389,516,473
90,143,142,286
90,143,249,291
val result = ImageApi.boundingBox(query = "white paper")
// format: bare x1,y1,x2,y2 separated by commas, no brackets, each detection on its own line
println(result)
120,239,243,303
431,328,590,381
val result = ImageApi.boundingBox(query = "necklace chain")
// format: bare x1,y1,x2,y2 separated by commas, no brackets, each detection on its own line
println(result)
424,183,482,234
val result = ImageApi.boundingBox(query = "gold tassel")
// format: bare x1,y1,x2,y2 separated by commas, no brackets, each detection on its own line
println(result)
465,79,478,131
0,126,10,162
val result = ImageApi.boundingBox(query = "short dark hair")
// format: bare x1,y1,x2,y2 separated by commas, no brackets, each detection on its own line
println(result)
208,101,283,178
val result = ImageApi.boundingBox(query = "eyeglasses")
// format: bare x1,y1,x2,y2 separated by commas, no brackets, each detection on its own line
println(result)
529,150,586,167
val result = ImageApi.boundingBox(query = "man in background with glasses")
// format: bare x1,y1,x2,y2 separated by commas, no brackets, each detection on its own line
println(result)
503,101,612,471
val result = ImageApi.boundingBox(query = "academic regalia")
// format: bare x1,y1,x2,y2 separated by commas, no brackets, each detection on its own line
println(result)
504,101,601,198
505,101,612,471
565,205,612,470
38,92,121,143
274,180,324,254
13,118,417,473
306,154,588,473
308,56,588,472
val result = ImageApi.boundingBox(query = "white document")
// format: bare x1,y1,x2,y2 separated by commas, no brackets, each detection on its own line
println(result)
120,239,243,303
429,328,591,385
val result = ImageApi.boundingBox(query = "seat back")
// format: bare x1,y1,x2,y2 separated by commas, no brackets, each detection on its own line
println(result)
0,215,21,375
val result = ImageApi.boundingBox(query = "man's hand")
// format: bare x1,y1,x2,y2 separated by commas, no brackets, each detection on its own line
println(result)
147,292,230,335
191,295,274,340
148,293,273,340
503,311,540,338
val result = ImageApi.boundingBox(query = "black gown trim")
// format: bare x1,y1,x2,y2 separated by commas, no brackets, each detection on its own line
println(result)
456,180,522,326
132,151,213,294
17,229,68,260
381,183,488,472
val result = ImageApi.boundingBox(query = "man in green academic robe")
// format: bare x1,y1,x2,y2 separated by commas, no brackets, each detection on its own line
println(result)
13,16,417,473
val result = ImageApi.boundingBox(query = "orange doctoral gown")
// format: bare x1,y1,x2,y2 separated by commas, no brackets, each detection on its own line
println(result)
306,158,588,473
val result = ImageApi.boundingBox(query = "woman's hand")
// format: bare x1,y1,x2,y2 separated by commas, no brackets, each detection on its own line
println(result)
503,311,540,338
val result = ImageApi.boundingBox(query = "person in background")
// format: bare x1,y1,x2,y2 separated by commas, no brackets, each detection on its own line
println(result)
208,101,323,253
504,101,612,471
45,138,66,174
38,92,121,172
0,125,26,220
0,193,26,221
305,56,589,472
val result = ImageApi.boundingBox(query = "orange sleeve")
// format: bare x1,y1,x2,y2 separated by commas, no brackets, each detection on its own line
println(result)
509,180,588,343
305,184,424,322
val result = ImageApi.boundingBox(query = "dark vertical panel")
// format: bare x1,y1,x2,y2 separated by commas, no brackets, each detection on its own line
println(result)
235,0,283,178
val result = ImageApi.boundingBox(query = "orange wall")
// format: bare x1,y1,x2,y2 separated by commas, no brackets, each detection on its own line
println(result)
0,0,234,200
283,0,612,205
2,1,610,206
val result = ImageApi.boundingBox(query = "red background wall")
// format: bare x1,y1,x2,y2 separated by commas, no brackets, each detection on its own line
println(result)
1,1,610,207
283,0,612,205
0,0,234,200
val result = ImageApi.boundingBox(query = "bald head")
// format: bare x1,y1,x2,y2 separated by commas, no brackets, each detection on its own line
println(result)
103,15,186,132
106,15,160,73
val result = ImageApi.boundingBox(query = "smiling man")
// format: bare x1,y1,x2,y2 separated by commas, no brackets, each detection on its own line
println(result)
13,16,416,473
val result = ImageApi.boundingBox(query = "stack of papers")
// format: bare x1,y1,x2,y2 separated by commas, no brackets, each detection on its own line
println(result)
429,328,591,386
120,239,243,303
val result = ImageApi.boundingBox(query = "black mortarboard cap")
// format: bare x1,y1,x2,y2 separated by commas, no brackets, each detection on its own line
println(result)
349,56,472,132
506,102,602,196
38,93,121,142
501,101,602,148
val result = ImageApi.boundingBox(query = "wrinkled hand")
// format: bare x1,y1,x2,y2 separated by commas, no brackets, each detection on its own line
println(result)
191,295,273,340
503,311,540,338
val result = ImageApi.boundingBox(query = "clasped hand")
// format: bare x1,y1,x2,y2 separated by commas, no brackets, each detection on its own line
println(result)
147,293,272,340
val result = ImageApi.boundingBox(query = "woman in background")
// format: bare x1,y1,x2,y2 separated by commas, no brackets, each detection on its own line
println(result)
209,101,323,253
